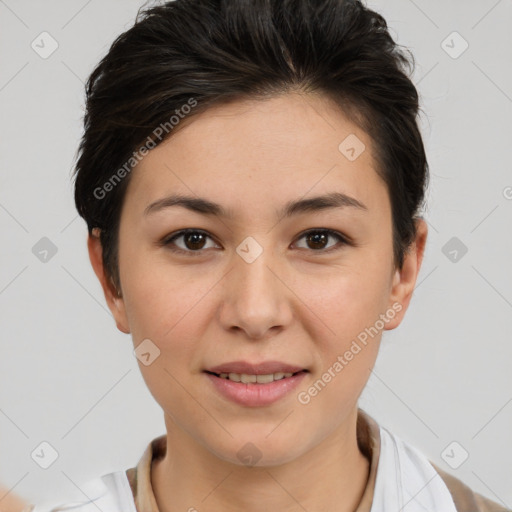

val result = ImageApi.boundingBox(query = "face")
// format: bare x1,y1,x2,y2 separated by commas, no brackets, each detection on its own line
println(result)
89,92,427,466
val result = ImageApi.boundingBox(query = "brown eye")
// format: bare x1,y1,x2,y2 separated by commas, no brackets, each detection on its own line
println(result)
163,229,219,255
305,231,329,250
294,229,349,252
182,232,207,250
162,228,350,257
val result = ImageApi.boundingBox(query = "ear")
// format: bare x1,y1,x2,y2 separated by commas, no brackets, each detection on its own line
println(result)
87,228,130,334
384,217,428,330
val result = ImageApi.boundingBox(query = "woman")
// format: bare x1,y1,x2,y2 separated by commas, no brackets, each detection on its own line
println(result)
25,0,509,510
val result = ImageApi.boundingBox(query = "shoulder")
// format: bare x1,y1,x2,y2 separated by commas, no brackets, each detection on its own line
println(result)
369,415,510,512
429,461,510,512
26,470,136,512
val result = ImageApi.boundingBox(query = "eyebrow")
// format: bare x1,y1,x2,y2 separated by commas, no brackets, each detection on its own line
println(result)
143,191,368,219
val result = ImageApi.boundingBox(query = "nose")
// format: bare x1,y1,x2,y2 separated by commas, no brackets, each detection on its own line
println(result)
218,247,293,340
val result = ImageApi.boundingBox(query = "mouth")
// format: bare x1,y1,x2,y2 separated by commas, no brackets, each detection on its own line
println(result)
204,369,308,384
203,368,309,407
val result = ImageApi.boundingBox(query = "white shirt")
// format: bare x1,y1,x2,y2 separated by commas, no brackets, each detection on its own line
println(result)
28,409,502,512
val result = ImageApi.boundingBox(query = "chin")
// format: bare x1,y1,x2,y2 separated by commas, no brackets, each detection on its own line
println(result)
204,433,307,468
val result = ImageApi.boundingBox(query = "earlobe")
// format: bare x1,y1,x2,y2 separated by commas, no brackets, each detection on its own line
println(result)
87,229,131,334
385,218,428,330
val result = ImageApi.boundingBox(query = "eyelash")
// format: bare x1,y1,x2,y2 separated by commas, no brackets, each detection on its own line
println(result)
160,228,352,256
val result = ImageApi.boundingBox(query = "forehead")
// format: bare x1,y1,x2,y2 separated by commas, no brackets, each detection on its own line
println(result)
124,92,387,217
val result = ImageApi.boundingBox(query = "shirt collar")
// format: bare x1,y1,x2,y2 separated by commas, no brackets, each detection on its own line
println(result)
126,407,381,512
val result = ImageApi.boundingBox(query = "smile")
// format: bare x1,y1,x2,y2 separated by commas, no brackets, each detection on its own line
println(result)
204,370,308,407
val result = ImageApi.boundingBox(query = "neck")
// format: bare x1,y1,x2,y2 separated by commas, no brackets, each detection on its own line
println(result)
152,408,371,512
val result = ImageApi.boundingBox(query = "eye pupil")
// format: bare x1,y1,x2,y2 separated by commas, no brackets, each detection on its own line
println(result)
185,232,206,250
307,232,328,250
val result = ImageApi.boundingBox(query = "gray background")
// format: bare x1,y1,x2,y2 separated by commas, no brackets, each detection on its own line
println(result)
1,0,511,507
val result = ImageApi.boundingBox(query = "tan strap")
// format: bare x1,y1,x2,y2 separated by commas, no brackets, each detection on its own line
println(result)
430,462,510,512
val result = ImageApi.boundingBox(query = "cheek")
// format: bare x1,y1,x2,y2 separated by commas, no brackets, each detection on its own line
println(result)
299,272,385,411
119,240,210,340
295,261,392,339
123,269,206,411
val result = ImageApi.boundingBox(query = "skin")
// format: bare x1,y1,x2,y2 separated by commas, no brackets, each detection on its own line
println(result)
88,92,427,512
0,485,30,512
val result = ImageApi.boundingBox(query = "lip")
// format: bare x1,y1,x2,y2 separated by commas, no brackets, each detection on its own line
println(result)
206,360,306,375
205,370,308,407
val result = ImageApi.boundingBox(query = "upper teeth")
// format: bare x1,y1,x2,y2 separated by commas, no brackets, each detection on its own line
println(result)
219,372,294,383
